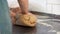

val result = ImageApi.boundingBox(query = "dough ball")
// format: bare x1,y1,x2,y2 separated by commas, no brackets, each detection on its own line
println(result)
16,13,37,27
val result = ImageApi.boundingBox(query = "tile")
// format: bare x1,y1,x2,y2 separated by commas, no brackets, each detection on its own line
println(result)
47,0,60,4
7,0,19,8
53,5,60,15
46,4,53,14
29,0,47,12
47,4,52,11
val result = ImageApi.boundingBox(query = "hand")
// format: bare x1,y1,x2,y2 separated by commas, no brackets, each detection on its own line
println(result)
10,11,16,18
10,11,16,24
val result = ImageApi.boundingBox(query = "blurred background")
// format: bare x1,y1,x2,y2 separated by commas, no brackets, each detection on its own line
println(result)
7,0,60,15
6,0,60,34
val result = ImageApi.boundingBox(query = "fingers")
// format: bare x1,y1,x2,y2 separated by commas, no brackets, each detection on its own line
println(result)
10,11,16,18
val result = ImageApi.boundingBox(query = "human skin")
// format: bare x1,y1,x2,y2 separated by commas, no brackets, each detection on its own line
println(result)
11,0,28,17
18,0,28,14
10,0,28,24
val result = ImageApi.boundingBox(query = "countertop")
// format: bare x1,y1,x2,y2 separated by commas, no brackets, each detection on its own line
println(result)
13,13,60,34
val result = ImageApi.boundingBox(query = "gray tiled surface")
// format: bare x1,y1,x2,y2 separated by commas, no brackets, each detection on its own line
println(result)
13,14,60,34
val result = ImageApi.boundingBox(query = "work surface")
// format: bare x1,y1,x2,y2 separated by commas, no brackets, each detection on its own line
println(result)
13,14,60,34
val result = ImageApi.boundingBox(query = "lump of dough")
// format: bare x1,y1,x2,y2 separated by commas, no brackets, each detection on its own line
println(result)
16,13,37,27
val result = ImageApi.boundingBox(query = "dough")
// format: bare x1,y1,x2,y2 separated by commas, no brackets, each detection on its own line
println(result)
16,13,37,27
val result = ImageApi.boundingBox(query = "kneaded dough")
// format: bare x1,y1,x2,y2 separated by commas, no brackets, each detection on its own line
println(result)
16,13,37,27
